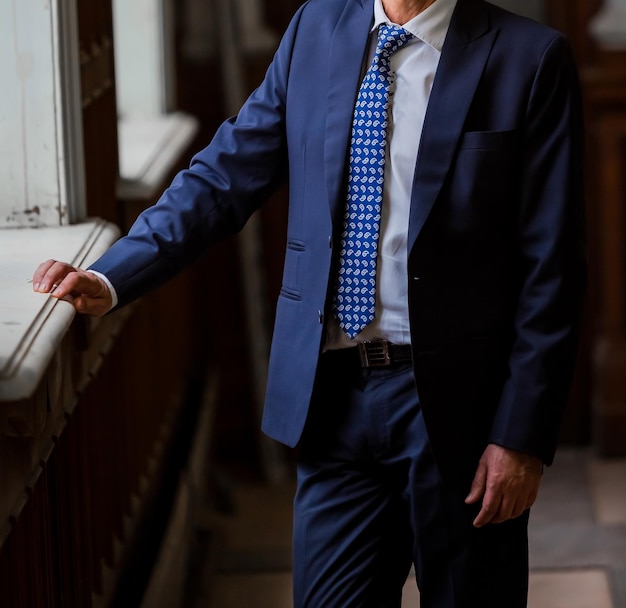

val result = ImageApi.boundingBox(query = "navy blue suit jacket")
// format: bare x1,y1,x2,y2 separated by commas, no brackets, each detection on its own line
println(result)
91,0,586,487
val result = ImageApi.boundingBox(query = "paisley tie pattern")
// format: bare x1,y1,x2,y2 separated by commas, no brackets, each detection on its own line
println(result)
333,24,413,339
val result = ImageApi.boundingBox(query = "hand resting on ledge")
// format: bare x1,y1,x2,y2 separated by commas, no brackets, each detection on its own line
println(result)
33,260,112,317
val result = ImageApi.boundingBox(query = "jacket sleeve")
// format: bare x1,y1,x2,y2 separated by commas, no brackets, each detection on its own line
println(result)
488,34,587,465
89,4,308,309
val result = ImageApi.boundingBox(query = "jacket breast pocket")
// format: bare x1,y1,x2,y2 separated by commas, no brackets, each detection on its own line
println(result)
448,131,519,231
458,130,516,151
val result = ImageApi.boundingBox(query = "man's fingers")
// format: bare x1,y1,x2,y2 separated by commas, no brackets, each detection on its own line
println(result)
51,271,102,299
472,487,501,527
526,485,539,510
465,461,487,505
468,444,544,527
488,494,520,525
32,259,57,288
467,461,506,527
33,260,77,293
512,497,530,521
475,485,534,526
33,261,112,317
54,273,111,315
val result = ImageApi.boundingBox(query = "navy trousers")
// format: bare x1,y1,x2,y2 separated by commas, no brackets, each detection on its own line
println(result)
293,350,529,608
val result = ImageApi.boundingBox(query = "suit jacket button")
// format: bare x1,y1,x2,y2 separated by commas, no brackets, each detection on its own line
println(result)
413,276,421,281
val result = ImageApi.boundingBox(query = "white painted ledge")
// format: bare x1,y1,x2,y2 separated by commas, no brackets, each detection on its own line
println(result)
117,112,199,201
0,218,120,402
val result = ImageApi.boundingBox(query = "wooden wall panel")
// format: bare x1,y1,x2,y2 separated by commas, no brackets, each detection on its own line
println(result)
77,0,119,224
549,0,626,454
585,107,626,455
547,0,602,63
263,0,300,32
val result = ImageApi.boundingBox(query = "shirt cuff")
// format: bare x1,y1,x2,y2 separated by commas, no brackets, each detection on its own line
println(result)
86,269,119,311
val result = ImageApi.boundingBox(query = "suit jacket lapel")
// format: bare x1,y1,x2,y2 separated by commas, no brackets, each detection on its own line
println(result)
407,0,496,252
324,0,373,223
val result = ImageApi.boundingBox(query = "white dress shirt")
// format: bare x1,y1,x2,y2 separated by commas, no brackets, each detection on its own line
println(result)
87,269,118,308
325,0,457,349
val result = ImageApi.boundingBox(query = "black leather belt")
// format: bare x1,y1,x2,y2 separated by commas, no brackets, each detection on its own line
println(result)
326,340,412,368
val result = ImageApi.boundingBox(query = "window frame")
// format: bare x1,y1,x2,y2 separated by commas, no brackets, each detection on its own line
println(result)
0,0,86,228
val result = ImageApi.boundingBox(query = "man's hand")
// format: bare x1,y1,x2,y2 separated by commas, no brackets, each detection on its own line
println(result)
465,444,542,528
33,259,112,317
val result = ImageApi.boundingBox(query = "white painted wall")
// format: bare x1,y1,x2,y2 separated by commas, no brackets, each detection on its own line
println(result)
112,0,176,118
0,0,85,227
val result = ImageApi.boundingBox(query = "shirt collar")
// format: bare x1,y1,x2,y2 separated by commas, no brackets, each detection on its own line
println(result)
372,0,458,52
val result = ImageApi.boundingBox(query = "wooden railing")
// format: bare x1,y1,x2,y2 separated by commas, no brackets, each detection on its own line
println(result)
0,192,208,608
0,2,207,606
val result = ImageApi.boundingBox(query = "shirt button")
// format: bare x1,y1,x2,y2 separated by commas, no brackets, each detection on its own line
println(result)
318,311,324,324
413,276,421,281
328,236,333,248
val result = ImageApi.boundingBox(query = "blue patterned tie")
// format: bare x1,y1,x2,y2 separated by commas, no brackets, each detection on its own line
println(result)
333,24,413,339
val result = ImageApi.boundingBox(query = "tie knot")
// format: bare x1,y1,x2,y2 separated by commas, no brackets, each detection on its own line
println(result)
376,24,413,59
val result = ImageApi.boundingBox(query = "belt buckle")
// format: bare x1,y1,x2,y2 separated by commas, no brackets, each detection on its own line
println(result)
358,340,391,368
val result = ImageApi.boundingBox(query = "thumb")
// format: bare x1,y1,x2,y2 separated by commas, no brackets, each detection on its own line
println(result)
465,461,487,504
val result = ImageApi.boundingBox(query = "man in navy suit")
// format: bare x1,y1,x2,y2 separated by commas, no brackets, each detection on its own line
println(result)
35,0,586,605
